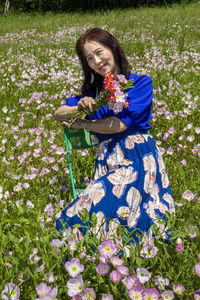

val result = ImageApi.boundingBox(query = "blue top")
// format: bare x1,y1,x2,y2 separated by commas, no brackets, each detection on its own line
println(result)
66,73,153,140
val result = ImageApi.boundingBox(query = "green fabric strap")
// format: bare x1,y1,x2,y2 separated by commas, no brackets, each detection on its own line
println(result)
63,126,77,199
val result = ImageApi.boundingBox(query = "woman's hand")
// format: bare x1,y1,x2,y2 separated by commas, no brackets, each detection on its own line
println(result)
78,97,96,112
54,105,78,122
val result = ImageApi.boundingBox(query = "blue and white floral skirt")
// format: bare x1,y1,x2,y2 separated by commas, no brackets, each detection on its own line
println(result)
56,132,175,244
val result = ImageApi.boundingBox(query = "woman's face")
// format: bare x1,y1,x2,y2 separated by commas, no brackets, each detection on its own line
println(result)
83,40,119,76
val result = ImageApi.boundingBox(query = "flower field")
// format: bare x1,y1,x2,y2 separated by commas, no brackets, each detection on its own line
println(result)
0,4,200,299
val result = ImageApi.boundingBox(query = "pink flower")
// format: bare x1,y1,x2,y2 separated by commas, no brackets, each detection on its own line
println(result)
110,270,123,283
96,263,109,275
173,283,185,295
125,275,141,290
176,244,184,252
180,159,187,166
154,276,169,290
140,244,158,258
195,262,200,277
101,294,113,300
110,256,124,267
194,290,200,300
81,149,88,156
167,147,174,155
29,248,40,264
186,225,199,238
1,283,20,300
187,135,195,142
117,265,129,276
183,123,193,131
168,127,175,134
161,290,174,299
98,239,119,258
195,127,200,134
65,258,84,277
36,263,45,273
36,283,51,297
55,147,64,155
182,190,195,201
44,272,57,283
67,276,85,297
142,288,160,300
50,239,65,248
129,285,143,300
81,288,96,299
116,74,128,84
136,268,151,284
159,147,165,155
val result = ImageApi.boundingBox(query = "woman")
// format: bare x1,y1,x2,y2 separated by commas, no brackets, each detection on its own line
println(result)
55,28,175,244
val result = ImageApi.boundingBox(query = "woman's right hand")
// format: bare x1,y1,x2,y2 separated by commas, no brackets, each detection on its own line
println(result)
78,97,96,112
54,105,78,122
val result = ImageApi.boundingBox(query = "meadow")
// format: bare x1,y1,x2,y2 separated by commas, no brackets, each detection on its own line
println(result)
0,3,200,299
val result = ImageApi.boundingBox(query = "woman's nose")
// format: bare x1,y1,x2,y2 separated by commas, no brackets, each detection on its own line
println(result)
94,55,101,65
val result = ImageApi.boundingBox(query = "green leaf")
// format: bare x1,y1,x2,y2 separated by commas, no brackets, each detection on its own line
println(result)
91,212,97,227
135,256,143,267
79,208,90,223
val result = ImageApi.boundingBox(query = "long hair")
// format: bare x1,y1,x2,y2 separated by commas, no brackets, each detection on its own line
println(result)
76,27,130,97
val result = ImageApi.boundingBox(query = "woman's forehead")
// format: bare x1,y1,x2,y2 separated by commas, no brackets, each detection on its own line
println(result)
83,40,106,55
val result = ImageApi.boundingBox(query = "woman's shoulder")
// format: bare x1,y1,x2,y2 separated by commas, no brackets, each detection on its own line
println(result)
127,73,153,94
129,72,152,83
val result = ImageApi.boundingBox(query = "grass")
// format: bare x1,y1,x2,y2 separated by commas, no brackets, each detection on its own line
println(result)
0,3,200,299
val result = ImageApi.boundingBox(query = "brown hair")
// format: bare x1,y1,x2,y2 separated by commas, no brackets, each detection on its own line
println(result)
76,27,130,97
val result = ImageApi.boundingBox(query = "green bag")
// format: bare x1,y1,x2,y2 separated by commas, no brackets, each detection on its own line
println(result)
63,127,99,150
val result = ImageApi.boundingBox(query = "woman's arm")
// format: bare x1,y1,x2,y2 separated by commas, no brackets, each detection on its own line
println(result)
55,96,127,134
54,96,96,122
54,105,78,122
61,116,127,134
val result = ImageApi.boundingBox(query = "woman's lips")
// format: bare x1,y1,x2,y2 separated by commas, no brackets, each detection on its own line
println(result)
99,64,107,71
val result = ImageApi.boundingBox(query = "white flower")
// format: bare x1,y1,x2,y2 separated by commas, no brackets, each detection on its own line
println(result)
136,267,151,284
2,106,8,113
65,258,84,277
67,275,85,297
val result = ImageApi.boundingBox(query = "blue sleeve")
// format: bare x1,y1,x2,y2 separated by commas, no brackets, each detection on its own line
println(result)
65,95,82,106
114,74,153,130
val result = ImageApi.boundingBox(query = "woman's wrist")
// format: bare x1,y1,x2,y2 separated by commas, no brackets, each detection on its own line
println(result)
70,119,90,130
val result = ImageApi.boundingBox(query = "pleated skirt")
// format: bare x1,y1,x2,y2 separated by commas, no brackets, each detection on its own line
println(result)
56,133,175,244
